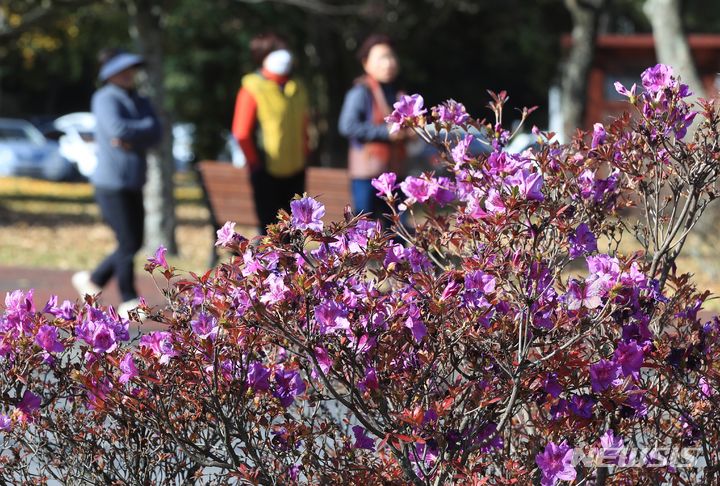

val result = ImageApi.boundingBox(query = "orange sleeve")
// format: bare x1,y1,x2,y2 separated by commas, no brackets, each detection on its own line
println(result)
231,87,260,170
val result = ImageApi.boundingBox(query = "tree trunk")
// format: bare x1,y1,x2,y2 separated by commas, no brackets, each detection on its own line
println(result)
643,0,703,99
126,0,178,255
643,0,719,244
561,0,606,142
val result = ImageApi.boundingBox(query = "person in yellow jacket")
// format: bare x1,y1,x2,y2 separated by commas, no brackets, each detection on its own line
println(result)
232,32,309,234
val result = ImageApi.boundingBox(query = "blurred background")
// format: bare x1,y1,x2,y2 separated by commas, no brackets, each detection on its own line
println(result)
2,0,720,304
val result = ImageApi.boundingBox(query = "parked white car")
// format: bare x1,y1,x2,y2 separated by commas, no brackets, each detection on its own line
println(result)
54,112,97,178
0,118,74,181
54,113,196,176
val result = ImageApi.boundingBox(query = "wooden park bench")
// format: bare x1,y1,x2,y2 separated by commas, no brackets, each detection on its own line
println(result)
197,161,352,264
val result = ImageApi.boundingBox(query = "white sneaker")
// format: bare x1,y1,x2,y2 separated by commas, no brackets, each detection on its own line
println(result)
71,271,102,297
118,298,142,320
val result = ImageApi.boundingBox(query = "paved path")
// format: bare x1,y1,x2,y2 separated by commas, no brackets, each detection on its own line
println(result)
0,265,168,310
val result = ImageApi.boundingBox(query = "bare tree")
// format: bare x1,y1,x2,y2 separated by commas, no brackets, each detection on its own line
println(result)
643,0,703,98
126,0,178,255
561,0,607,142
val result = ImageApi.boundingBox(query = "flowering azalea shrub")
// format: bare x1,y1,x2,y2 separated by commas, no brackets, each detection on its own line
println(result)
4,65,720,484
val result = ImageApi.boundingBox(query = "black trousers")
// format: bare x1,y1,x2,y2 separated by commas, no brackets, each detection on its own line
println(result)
91,188,144,302
250,168,305,234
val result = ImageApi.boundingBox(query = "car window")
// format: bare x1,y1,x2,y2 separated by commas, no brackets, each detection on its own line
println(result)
0,124,45,145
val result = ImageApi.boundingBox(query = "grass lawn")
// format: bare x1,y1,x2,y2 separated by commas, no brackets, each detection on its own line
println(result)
0,172,254,274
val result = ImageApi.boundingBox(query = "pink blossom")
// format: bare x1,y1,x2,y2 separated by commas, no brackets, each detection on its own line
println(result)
641,64,675,93
400,176,437,205
314,300,350,335
215,221,238,247
385,94,426,134
614,340,644,379
591,123,606,149
17,390,41,416
119,353,138,384
536,441,576,486
589,359,621,393
0,414,10,431
352,425,375,450
147,245,168,268
260,273,290,305
371,172,397,199
451,134,474,169
290,197,325,232
505,169,544,201
190,311,219,340
34,324,64,353
139,331,177,365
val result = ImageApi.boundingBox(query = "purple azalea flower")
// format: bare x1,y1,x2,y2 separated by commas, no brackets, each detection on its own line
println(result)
247,362,271,391
451,134,474,169
314,300,350,335
147,245,168,268
75,307,129,355
465,270,496,293
358,367,379,392
352,425,375,450
433,99,469,125
405,247,432,272
34,324,64,353
260,273,290,305
536,441,576,486
190,311,219,340
119,353,139,384
92,325,117,354
385,94,426,134
313,346,332,379
430,176,456,205
0,414,10,431
17,390,41,415
568,223,597,258
614,81,637,100
641,64,675,93
405,314,427,343
591,123,606,149
414,441,439,469
614,340,644,379
290,197,325,232
589,359,621,393
564,279,602,311
484,188,506,214
700,376,714,398
139,331,177,365
569,394,595,419
624,384,647,417
273,368,306,407
371,172,398,199
215,221,237,247
543,373,563,398
384,243,407,267
549,399,568,421
474,422,504,453
505,169,544,201
400,176,437,205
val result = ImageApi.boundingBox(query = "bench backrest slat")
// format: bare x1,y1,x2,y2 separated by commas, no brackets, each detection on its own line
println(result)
198,161,351,228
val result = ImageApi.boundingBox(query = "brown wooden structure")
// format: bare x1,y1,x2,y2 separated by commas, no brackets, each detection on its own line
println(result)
197,161,352,264
570,34,720,130
198,161,351,227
